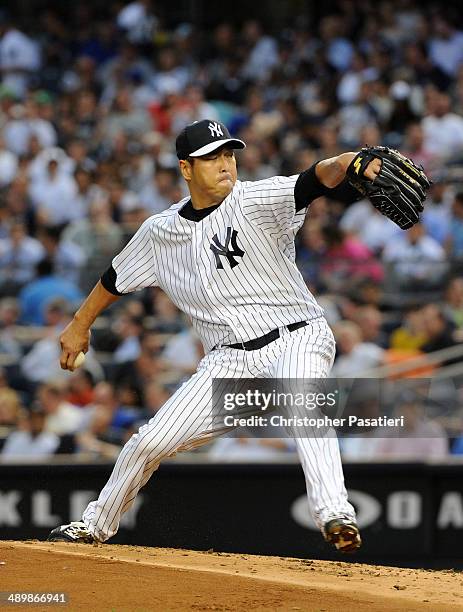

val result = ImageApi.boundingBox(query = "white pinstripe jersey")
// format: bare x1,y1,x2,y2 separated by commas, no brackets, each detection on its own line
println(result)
111,175,325,352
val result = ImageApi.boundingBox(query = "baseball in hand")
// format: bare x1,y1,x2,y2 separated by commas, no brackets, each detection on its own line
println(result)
73,351,86,369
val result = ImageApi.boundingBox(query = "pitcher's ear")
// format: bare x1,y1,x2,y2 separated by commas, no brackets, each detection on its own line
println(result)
179,158,193,181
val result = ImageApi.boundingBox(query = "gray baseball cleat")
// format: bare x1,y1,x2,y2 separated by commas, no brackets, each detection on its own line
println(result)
47,521,96,544
323,517,362,553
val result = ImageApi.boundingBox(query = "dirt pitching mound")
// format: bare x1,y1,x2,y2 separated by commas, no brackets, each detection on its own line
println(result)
0,541,461,611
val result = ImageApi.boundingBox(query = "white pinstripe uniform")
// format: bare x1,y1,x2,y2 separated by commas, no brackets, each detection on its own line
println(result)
82,175,356,542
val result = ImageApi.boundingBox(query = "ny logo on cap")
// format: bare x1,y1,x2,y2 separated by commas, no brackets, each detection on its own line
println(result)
208,122,224,138
210,227,244,269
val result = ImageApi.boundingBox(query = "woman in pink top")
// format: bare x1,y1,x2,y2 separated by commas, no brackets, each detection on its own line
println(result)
321,225,384,292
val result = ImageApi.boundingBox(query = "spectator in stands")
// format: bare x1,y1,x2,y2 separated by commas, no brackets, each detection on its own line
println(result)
382,222,447,288
386,81,419,138
3,174,34,233
332,321,385,377
320,225,383,293
141,380,171,420
112,330,166,407
0,12,41,99
428,16,463,79
18,258,83,325
20,298,73,383
74,89,98,142
315,122,344,160
351,305,388,348
149,288,185,333
162,329,203,377
69,166,102,220
340,200,401,254
139,166,179,215
353,279,384,309
112,311,143,364
117,190,150,231
38,224,86,286
243,89,283,141
0,135,17,186
443,277,463,330
75,404,121,459
101,87,152,143
421,304,457,364
66,369,95,407
84,381,139,444
151,45,190,100
238,144,277,182
0,219,44,292
36,380,83,436
389,305,427,351
99,41,153,103
319,14,354,72
117,1,158,44
401,41,451,92
28,146,73,183
174,84,220,127
4,97,57,157
295,220,324,289
65,139,95,172
20,298,104,384
62,196,123,292
445,192,463,263
337,80,378,148
28,155,77,226
422,177,452,246
336,50,371,106
1,404,60,459
374,399,448,459
401,122,436,172
453,64,463,116
206,53,248,106
0,386,22,442
123,298,145,319
0,297,21,359
241,20,279,82
421,90,463,160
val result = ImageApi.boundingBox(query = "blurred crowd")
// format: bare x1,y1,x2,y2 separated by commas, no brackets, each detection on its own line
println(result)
1,0,463,461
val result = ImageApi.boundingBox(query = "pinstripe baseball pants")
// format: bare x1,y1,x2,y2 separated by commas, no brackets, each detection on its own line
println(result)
82,318,355,541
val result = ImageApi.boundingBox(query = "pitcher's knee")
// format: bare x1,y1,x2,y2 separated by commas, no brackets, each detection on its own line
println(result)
127,426,176,463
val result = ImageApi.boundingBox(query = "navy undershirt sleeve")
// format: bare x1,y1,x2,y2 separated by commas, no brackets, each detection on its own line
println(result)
100,265,125,296
294,162,362,212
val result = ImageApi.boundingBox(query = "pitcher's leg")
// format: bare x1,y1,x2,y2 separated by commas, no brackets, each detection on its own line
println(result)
48,350,250,544
82,368,226,541
294,434,355,528
272,323,356,529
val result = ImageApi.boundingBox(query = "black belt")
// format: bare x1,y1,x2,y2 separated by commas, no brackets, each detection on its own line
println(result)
216,321,309,351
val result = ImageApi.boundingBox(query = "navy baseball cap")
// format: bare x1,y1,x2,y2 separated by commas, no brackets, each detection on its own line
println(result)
176,119,246,160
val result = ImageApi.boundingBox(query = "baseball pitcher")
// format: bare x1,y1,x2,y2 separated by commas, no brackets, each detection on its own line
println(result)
48,120,429,553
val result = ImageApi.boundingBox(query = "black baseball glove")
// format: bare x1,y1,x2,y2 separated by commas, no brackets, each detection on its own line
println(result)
346,146,431,230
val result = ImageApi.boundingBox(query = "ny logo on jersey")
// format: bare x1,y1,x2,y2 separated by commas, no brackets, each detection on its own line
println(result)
208,122,224,138
210,227,245,269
